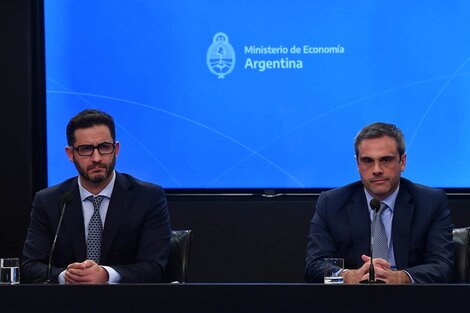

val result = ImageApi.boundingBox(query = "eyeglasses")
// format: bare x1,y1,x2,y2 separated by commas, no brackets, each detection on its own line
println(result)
71,142,116,156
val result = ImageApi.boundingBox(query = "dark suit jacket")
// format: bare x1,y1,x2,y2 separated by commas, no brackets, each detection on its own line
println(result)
305,178,454,283
22,172,171,283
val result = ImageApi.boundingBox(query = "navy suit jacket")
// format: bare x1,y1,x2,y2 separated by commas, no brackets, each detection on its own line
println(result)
305,178,454,283
22,172,171,283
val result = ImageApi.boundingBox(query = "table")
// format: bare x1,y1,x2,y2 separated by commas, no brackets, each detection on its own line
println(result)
0,283,467,313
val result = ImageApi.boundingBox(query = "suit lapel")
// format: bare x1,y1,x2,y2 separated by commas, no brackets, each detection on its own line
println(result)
61,180,87,262
392,185,414,268
100,174,133,263
347,189,371,265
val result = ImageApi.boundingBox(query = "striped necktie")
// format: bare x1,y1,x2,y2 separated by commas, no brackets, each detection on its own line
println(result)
372,202,389,261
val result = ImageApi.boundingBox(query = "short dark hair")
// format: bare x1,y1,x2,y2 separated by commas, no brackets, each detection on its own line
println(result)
354,122,405,158
66,109,116,146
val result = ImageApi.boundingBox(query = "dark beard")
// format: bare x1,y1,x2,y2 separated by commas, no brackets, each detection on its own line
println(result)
73,154,116,185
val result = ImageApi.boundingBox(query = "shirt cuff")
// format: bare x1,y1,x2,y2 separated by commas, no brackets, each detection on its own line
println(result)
102,266,121,284
401,270,415,283
58,270,66,284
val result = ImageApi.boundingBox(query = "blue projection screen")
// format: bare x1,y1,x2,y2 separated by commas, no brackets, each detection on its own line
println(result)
44,1,470,190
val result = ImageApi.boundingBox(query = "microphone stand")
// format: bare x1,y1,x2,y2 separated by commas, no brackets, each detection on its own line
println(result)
44,192,73,284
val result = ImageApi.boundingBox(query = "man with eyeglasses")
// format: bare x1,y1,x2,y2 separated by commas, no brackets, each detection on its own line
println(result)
305,122,454,284
22,109,171,284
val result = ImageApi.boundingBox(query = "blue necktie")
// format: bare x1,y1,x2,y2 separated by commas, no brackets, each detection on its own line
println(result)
372,202,389,261
86,195,104,263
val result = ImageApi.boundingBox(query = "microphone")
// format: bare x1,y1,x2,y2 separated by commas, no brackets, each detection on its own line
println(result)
360,198,385,284
45,192,73,284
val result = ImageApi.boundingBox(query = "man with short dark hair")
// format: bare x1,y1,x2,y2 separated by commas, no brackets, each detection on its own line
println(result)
305,122,454,284
22,109,171,283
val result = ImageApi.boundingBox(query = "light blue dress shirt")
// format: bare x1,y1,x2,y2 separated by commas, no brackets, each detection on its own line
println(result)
364,186,398,270
364,185,415,282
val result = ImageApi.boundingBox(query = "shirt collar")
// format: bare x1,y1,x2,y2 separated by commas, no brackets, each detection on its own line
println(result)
78,170,116,201
364,184,400,213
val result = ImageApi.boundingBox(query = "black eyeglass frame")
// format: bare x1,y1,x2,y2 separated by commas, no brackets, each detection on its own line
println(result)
70,142,116,156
